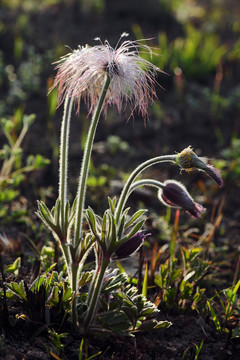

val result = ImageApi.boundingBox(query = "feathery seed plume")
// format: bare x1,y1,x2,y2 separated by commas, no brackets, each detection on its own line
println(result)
51,33,161,119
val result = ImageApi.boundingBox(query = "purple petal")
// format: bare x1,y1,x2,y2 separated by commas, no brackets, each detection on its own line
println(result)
186,203,206,219
206,164,223,188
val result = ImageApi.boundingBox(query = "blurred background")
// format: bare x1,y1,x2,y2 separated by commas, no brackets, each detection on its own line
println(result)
0,0,240,259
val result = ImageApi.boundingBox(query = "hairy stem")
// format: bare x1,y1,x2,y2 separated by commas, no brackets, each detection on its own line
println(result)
59,95,73,238
60,243,71,277
74,75,111,247
129,178,165,193
83,258,109,334
115,155,176,222
70,263,79,331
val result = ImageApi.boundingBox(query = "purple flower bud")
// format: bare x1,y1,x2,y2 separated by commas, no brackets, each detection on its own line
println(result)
175,146,223,187
158,180,205,219
113,232,150,259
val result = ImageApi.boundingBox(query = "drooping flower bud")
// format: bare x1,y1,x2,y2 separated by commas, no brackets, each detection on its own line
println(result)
113,232,150,259
175,146,223,187
158,180,205,218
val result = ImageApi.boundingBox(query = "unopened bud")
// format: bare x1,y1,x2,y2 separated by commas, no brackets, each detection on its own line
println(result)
113,232,150,259
158,180,205,219
175,146,223,187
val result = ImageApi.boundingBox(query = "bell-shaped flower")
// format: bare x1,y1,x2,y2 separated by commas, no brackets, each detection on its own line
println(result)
158,180,205,218
113,232,150,259
51,33,161,118
175,146,223,187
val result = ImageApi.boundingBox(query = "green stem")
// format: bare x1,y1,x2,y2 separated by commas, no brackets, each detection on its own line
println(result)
70,263,79,331
60,243,71,281
129,179,165,193
83,258,109,334
74,75,111,247
59,94,73,237
84,245,99,307
70,247,93,331
115,155,176,222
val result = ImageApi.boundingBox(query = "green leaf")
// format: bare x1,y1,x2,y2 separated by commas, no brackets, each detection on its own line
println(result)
30,275,46,293
183,270,195,282
98,310,131,334
37,201,56,229
117,214,126,239
54,198,61,227
101,271,128,292
26,154,50,169
87,351,103,360
5,280,27,301
108,197,116,214
78,271,93,288
110,213,117,243
120,219,145,243
23,113,36,128
5,257,21,275
137,319,172,332
154,264,169,289
65,201,70,226
194,340,204,360
86,208,98,237
125,209,147,228
101,210,108,243
62,286,74,303
207,300,222,332
232,279,240,295
104,211,112,246
36,207,58,235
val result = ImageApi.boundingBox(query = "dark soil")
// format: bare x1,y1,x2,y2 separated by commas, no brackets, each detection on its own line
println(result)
1,307,240,359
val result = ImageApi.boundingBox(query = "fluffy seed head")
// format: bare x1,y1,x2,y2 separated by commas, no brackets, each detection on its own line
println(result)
51,33,161,119
158,180,206,218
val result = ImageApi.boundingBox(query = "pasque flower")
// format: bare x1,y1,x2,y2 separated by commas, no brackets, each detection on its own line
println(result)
38,30,223,334
114,232,150,259
175,146,223,187
51,33,161,118
158,180,205,218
